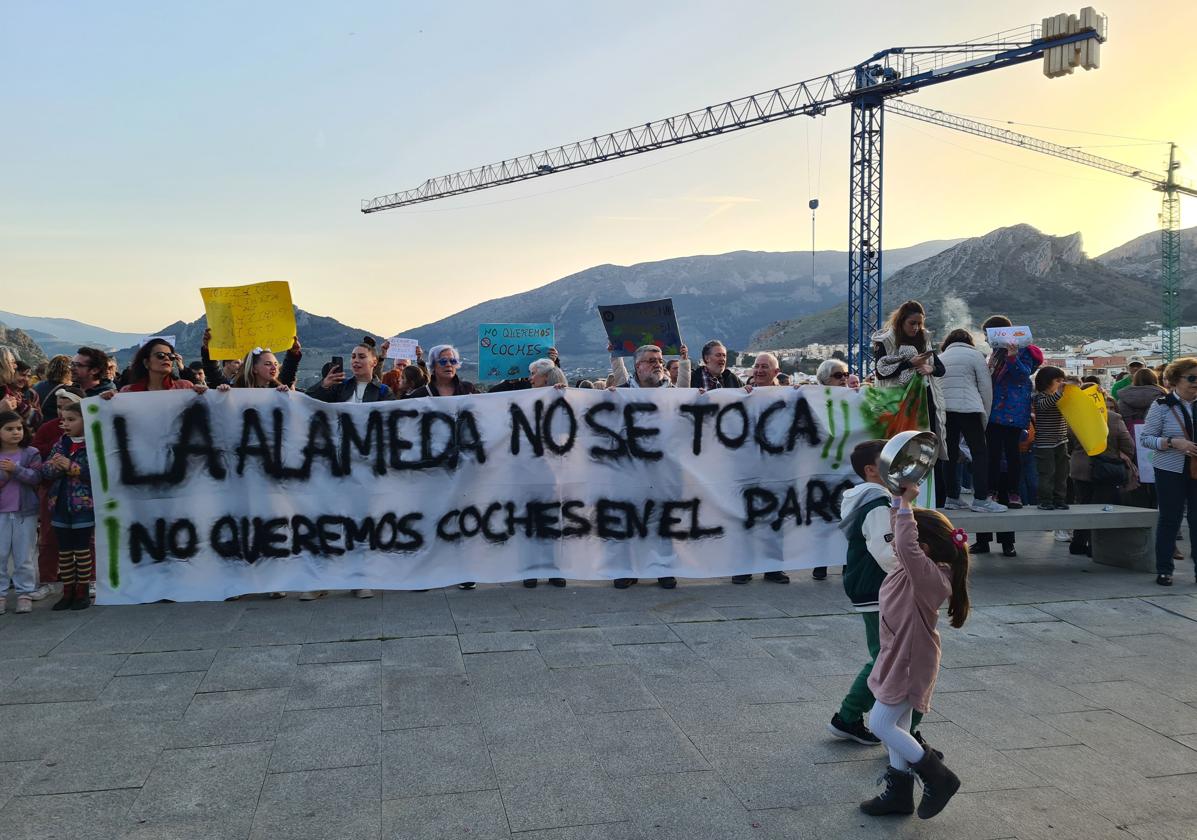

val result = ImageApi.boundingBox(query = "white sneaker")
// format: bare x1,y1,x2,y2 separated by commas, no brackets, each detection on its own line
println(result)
28,584,52,601
0,596,6,615
353,589,374,599
971,499,1008,513
298,591,326,601
15,595,32,614
943,498,968,510
1053,530,1072,542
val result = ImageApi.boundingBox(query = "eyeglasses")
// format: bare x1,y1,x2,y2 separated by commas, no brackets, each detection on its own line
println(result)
151,351,177,361
830,371,849,380
435,358,460,367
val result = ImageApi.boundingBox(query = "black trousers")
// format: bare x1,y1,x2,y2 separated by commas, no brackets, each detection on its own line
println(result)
987,423,1022,500
1155,468,1197,576
945,412,989,500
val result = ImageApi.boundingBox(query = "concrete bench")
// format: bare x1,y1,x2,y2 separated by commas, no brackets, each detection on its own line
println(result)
941,504,1159,572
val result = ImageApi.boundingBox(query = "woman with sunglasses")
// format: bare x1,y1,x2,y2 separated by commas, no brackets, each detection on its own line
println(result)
116,339,207,394
1140,357,1197,586
403,345,478,399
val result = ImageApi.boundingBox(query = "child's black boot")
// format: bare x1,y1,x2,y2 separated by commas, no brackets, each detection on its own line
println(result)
912,744,961,819
859,766,915,816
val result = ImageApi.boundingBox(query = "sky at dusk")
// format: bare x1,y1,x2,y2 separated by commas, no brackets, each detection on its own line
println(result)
2,0,1195,336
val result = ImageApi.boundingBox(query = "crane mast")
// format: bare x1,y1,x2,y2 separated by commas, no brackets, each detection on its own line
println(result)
365,11,1108,375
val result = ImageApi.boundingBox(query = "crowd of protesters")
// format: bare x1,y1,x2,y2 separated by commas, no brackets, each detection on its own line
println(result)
2,302,1194,616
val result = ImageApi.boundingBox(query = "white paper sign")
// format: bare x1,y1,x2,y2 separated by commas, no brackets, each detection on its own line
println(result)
386,337,418,360
138,335,177,349
85,386,872,604
1135,439,1155,484
985,326,1033,348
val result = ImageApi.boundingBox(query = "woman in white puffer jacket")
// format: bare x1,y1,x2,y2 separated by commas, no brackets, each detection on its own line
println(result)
939,330,1005,512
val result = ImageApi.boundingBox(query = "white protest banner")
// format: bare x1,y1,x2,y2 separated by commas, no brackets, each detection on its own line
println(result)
85,386,882,604
386,337,418,360
985,326,1033,348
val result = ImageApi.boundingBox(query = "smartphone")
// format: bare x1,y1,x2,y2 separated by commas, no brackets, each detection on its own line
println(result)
331,356,344,374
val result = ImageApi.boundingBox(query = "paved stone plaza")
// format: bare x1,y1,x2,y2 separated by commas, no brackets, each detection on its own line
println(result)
1,534,1196,840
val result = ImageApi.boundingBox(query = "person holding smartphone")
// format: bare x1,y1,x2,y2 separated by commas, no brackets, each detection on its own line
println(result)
871,301,949,508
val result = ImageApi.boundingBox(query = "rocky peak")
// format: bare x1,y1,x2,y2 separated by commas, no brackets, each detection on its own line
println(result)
0,322,49,366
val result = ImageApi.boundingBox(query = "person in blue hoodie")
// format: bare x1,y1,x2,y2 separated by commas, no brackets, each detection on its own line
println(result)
827,440,925,748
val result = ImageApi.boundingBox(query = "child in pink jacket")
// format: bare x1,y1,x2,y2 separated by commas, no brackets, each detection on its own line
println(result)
860,483,971,820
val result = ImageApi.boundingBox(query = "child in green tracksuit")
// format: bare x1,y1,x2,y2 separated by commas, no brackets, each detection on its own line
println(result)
828,439,925,745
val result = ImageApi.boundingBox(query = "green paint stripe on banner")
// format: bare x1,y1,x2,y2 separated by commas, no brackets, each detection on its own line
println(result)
105,516,120,588
90,419,110,493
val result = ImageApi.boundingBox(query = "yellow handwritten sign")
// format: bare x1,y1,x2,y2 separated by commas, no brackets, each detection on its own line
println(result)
200,281,297,360
1059,383,1108,456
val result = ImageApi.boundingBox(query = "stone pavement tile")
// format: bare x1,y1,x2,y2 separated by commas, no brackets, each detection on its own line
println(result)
1035,598,1194,637
459,631,535,654
1114,632,1197,666
251,763,380,840
198,645,299,692
711,603,788,620
551,665,660,715
613,770,758,840
1040,709,1197,777
0,701,91,762
499,765,626,833
0,788,140,840
305,618,385,645
117,649,218,676
647,679,753,734
515,822,645,840
583,610,665,628
666,621,771,660
616,642,721,682
598,624,678,645
380,636,464,675
136,629,236,653
1072,680,1197,736
474,690,576,738
97,670,205,721
382,672,478,730
0,653,127,703
381,607,459,639
270,704,381,773
631,598,724,624
955,664,1099,714
738,617,822,638
0,760,38,810
576,708,710,776
913,720,1045,793
1128,819,1197,840
125,741,271,840
968,786,1129,840
753,636,861,676
928,690,1076,750
449,604,528,635
285,661,381,711
170,687,288,748
1001,744,1197,825
750,795,1008,840
298,639,382,664
46,608,167,654
1006,619,1138,659
704,657,821,703
381,724,495,798
463,650,550,687
974,604,1061,623
533,628,623,667
21,714,177,795
518,604,591,632
382,789,509,840
0,636,61,660
1143,594,1197,621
